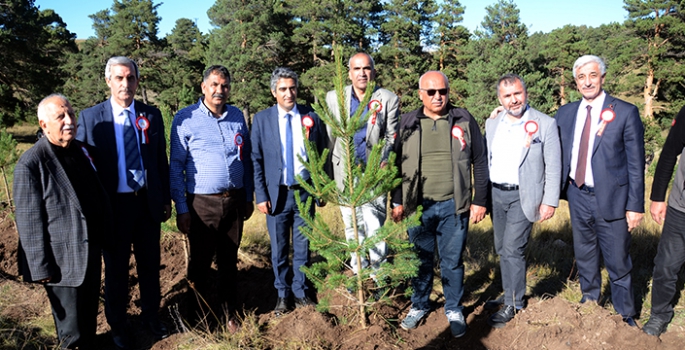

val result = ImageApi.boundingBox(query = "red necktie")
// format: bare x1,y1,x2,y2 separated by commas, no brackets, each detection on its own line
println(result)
575,105,592,187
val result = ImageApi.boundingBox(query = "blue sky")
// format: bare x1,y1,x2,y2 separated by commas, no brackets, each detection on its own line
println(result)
34,0,629,39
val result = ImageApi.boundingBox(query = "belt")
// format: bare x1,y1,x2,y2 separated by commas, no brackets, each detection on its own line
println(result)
492,183,519,191
118,188,147,196
569,179,594,193
206,189,241,198
281,184,303,190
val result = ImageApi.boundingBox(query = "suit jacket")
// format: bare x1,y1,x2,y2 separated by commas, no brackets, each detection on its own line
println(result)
486,106,561,222
251,104,328,214
556,93,645,220
325,86,399,191
14,138,109,287
76,100,171,223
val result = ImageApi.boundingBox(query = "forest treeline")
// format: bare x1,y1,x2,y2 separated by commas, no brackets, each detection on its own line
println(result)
2,0,685,159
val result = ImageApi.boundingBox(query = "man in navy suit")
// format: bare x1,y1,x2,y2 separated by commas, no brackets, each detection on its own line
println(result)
15,94,110,349
251,67,328,315
555,55,644,326
76,56,171,349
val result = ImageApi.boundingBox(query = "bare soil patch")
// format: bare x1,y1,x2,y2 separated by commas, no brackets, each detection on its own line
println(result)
1,212,684,349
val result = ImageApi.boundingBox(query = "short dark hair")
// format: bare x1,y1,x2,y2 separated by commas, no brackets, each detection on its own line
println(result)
203,65,231,83
496,74,526,96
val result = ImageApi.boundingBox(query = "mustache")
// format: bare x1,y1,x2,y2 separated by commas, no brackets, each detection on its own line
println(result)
212,93,225,99
62,124,75,131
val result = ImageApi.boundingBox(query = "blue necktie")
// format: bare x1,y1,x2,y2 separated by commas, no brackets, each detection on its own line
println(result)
123,110,144,191
285,113,295,186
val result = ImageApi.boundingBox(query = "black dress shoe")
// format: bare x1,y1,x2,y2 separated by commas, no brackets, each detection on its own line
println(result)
111,328,132,350
147,319,169,339
623,316,637,327
294,296,316,308
487,305,516,329
643,316,669,336
274,297,290,316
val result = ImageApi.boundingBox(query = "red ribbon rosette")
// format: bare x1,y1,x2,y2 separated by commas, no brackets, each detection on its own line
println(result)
596,108,616,137
524,120,538,148
302,114,314,139
451,125,466,151
368,99,382,125
135,114,150,144
234,133,244,161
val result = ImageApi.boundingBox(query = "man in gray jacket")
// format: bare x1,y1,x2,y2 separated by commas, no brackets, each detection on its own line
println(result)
14,94,110,349
325,52,399,275
485,74,561,328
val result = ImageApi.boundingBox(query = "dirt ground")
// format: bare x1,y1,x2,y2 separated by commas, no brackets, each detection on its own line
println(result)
1,213,684,350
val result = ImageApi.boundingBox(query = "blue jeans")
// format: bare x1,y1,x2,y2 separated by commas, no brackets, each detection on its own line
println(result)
408,198,468,312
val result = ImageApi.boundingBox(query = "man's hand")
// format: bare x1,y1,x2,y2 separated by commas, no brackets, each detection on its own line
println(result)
626,210,644,232
490,106,504,119
470,204,486,224
257,201,271,215
163,204,172,221
177,212,191,234
392,205,404,222
538,204,556,222
243,202,254,221
650,201,667,225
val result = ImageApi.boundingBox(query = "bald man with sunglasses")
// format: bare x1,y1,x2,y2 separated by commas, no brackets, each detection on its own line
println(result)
392,71,488,338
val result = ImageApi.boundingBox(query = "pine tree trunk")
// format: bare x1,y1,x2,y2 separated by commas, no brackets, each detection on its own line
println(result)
643,66,654,119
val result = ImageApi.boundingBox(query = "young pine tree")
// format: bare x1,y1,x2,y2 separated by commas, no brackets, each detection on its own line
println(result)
295,46,421,329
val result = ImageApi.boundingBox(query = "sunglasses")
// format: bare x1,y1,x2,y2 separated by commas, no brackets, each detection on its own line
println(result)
420,88,448,96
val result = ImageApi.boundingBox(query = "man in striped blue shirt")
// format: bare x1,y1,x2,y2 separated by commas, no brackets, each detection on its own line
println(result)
170,65,253,330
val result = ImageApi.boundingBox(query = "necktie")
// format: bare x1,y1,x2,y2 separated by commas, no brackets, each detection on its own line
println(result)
575,105,592,187
123,110,144,191
285,113,295,186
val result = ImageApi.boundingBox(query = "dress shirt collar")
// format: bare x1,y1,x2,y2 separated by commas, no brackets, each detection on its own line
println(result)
199,97,229,120
277,104,300,119
109,97,135,119
579,90,606,114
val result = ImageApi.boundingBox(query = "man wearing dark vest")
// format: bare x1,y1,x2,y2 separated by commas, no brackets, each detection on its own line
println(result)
392,71,489,338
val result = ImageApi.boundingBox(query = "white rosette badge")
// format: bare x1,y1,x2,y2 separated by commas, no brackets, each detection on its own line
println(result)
524,120,538,148
452,125,466,151
368,99,382,125
597,108,615,137
302,114,314,139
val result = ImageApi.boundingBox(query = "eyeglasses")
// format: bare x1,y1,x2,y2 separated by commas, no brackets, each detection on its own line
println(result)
420,88,448,96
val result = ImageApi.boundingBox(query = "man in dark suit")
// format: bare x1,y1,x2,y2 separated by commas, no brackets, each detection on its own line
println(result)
251,67,328,315
15,94,110,349
555,55,644,326
76,56,171,348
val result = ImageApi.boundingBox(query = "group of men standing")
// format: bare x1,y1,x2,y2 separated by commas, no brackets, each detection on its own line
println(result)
13,51,685,350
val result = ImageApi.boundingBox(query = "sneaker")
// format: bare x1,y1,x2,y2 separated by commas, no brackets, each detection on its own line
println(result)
446,310,466,338
643,315,670,336
400,308,428,330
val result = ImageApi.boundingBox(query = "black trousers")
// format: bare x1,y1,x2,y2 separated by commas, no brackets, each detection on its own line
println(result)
104,191,161,330
186,189,245,316
650,205,685,319
45,244,101,349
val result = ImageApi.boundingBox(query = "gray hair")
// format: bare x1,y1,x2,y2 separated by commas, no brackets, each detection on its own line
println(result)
348,52,375,70
573,55,606,78
270,67,299,91
37,93,69,122
497,73,527,96
105,56,139,80
203,65,231,83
